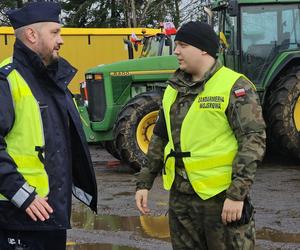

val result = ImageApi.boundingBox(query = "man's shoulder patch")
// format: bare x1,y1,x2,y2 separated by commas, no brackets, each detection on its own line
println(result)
234,88,246,97
0,63,15,78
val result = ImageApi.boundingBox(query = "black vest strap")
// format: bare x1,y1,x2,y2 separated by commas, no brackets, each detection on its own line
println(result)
35,146,45,164
163,149,191,174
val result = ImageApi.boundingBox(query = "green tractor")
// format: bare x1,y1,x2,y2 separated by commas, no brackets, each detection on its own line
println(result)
80,0,300,170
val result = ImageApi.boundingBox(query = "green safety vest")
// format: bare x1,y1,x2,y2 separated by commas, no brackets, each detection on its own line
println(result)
163,66,246,200
0,57,49,201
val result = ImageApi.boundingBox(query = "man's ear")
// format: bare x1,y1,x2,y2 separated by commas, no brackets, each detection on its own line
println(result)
24,27,38,44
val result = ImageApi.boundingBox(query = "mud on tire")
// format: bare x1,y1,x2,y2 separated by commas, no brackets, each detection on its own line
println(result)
114,91,162,171
264,67,300,158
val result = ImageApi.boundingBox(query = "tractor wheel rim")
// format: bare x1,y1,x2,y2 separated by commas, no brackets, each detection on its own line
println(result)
294,96,300,131
136,111,159,154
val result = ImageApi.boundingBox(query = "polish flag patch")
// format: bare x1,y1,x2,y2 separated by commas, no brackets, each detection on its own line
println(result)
234,88,246,97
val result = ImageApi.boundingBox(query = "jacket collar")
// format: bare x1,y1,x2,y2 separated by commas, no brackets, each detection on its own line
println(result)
13,38,46,73
168,60,222,95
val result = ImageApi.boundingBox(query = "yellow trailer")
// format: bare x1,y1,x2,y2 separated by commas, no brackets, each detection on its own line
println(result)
0,27,160,93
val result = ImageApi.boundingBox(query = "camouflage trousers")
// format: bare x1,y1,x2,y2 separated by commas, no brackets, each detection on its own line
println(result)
169,187,255,250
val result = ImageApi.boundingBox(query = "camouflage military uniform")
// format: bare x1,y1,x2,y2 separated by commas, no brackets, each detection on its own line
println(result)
136,61,266,250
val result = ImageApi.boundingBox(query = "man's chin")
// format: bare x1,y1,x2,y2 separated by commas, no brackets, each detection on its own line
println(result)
52,54,60,62
47,56,60,66
179,65,186,71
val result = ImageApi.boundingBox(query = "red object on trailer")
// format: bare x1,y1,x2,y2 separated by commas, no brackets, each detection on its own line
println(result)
163,22,177,35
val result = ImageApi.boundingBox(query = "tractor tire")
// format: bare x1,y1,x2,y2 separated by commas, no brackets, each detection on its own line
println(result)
264,67,300,159
114,91,162,171
103,140,120,160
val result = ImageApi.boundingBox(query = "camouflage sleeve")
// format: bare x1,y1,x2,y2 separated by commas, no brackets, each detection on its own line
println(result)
226,77,266,201
136,134,167,190
136,109,168,190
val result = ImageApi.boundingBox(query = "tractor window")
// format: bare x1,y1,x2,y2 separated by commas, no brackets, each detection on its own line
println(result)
220,12,238,69
282,8,300,49
141,36,161,57
240,4,300,85
161,35,176,56
141,34,175,58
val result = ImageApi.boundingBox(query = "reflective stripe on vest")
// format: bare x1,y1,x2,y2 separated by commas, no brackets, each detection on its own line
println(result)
162,66,245,200
0,57,49,200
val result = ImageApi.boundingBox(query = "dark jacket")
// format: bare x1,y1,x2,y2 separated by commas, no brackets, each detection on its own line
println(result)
0,39,97,230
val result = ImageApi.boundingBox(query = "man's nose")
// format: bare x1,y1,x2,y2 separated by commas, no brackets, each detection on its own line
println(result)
58,35,64,45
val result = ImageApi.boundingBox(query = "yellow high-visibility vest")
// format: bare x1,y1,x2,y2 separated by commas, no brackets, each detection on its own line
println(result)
0,57,49,201
163,66,246,200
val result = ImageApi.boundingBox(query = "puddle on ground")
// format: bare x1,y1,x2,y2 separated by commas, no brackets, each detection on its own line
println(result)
257,227,300,243
71,205,170,241
72,206,300,246
67,243,139,250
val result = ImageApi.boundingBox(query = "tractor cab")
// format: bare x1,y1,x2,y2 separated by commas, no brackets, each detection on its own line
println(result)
126,22,177,59
212,0,300,158
214,1,300,88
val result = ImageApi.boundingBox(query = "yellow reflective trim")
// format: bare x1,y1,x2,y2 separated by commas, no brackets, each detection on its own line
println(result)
191,172,231,200
185,151,236,172
194,173,231,189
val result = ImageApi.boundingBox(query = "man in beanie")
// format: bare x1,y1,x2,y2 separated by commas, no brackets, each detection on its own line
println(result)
136,21,266,249
0,1,97,249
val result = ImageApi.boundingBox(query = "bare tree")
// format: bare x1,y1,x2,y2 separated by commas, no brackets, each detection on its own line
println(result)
0,1,216,28
0,0,17,26
130,0,137,27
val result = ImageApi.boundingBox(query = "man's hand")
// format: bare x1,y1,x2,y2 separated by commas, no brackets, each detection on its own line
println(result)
135,189,150,215
221,198,244,225
25,196,53,221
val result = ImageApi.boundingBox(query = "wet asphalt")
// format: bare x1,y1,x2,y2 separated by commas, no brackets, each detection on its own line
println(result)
67,145,300,250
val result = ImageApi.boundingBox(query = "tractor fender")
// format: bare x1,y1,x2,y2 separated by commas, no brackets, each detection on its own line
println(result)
261,52,300,105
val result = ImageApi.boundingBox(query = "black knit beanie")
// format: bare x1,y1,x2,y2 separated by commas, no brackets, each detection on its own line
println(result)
175,21,219,58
